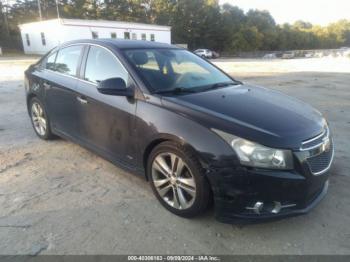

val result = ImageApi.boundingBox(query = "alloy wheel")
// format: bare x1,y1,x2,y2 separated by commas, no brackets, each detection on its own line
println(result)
31,102,47,136
151,152,196,210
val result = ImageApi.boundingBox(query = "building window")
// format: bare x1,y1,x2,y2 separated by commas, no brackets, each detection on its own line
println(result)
124,32,130,40
150,34,155,41
132,33,137,40
92,31,98,39
141,33,146,41
111,32,117,39
41,32,46,46
25,34,30,46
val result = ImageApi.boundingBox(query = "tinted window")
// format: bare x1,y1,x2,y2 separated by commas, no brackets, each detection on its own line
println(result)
150,34,155,41
55,45,83,76
124,32,130,39
46,52,57,70
124,49,233,92
111,32,116,39
84,46,129,84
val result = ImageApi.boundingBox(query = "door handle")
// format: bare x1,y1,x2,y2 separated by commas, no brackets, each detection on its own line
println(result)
77,96,88,104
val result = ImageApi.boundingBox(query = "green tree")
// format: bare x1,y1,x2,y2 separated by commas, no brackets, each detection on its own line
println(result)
220,4,245,52
232,25,263,51
246,9,277,50
1,1,350,53
171,0,222,49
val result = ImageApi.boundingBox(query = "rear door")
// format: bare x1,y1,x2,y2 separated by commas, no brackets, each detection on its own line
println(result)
44,45,84,139
76,45,137,166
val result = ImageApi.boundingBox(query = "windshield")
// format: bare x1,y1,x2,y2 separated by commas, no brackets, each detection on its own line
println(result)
123,49,235,93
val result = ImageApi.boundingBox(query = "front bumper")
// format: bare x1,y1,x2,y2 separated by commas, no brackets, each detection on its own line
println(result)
206,165,330,224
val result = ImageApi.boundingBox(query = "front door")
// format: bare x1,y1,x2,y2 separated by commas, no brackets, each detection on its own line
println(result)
76,45,137,166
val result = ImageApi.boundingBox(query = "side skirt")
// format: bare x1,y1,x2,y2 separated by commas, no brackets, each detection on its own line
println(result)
51,128,146,179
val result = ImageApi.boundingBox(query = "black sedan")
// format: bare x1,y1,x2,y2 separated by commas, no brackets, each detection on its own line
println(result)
25,39,333,222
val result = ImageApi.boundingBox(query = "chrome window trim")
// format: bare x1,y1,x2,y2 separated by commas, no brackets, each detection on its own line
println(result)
43,68,99,87
42,42,130,88
79,78,98,86
43,43,84,78
83,43,129,85
44,68,81,81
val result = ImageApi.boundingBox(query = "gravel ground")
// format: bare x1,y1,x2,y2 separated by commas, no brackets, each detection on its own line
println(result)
0,57,349,255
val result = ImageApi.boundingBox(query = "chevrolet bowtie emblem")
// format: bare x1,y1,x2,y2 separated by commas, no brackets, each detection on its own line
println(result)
321,137,331,152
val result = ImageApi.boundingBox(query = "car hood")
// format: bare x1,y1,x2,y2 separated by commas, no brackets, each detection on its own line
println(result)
161,84,326,150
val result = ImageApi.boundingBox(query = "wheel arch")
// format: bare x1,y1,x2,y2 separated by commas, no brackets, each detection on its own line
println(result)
26,93,37,113
142,134,207,181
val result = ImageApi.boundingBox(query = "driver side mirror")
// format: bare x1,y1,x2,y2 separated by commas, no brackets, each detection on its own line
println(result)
97,78,134,97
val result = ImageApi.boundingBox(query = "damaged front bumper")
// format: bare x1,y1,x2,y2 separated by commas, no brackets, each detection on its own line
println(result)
206,165,330,224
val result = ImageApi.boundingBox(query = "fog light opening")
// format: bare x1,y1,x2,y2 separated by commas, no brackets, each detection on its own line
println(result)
271,201,282,214
246,201,264,214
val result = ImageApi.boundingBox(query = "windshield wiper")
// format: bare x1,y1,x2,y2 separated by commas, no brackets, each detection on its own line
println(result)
202,81,240,91
153,81,242,95
153,87,197,95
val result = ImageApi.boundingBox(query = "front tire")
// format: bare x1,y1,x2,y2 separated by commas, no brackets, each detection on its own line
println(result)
148,141,211,218
29,97,54,140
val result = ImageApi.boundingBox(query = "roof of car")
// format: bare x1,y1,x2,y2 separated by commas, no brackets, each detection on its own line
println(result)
60,39,179,50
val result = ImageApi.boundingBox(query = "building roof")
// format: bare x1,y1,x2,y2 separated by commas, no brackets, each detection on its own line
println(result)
19,18,171,31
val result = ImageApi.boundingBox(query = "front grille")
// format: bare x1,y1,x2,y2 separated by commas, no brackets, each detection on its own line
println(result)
306,141,334,175
301,127,328,151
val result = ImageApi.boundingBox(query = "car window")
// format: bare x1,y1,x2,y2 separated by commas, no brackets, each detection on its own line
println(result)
46,52,57,70
124,49,232,92
55,45,83,76
84,46,129,84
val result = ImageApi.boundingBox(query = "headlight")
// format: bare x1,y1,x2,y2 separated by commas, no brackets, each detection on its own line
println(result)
212,129,293,170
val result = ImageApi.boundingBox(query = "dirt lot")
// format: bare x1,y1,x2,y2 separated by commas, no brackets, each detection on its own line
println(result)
0,57,349,255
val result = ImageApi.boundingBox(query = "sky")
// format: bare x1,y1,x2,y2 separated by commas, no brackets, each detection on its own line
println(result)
220,0,350,25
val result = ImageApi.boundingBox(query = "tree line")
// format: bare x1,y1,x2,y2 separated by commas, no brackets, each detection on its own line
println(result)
1,0,350,53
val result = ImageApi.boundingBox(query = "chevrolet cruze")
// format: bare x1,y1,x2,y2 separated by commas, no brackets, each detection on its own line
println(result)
25,39,334,222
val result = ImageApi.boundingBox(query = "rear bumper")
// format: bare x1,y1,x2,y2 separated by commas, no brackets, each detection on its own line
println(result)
206,166,330,224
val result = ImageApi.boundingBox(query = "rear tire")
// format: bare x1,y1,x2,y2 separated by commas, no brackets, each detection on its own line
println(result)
29,97,54,140
147,141,211,218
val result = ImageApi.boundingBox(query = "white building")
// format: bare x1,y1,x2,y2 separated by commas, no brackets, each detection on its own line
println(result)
18,18,171,55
